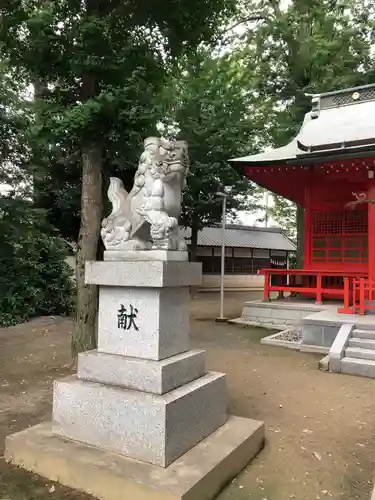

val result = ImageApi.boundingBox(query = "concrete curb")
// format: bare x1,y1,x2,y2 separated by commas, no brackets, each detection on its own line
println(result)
260,329,301,350
261,338,301,350
260,330,330,355
229,318,288,331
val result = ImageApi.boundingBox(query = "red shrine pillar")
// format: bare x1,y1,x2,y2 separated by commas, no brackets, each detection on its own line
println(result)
368,182,375,280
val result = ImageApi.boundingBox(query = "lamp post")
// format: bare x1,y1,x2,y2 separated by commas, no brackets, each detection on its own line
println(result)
216,186,232,322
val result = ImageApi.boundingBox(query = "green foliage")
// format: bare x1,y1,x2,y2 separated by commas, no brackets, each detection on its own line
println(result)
270,196,297,241
0,61,31,191
0,0,237,155
240,0,375,143
0,57,74,328
0,0,238,243
253,188,296,240
160,49,264,233
0,197,74,327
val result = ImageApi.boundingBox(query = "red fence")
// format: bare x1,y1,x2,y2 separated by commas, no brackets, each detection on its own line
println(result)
338,277,375,315
261,269,367,306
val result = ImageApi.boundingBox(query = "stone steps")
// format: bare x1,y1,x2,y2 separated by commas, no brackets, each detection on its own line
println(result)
345,347,375,361
341,357,375,378
352,328,375,340
348,337,375,350
340,328,375,378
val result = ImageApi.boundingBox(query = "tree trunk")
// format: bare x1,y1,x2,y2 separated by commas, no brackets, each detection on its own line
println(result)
296,204,304,268
72,147,102,358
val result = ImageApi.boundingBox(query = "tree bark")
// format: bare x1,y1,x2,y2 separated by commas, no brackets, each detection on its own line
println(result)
72,146,102,358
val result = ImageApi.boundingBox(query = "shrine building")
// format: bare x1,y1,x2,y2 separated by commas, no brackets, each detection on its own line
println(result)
183,225,295,291
230,83,375,315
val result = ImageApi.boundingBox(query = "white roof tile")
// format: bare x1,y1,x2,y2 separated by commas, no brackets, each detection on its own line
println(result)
181,225,296,251
230,84,375,164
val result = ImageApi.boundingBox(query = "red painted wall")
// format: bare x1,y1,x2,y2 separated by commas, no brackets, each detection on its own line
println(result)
243,156,375,276
303,174,368,273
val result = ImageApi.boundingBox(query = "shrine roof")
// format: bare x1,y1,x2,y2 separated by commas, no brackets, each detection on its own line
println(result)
182,225,296,251
230,83,375,166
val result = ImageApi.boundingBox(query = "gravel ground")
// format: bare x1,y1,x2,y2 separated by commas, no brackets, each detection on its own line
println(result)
266,328,302,343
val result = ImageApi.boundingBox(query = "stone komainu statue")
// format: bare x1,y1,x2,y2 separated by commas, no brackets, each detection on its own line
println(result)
101,137,189,252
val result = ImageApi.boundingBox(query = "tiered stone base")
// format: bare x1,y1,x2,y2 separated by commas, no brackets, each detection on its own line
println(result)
53,371,227,467
4,256,265,499
77,349,206,394
5,417,265,500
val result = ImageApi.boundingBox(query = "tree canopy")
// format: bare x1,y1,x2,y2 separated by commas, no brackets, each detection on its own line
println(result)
159,48,266,256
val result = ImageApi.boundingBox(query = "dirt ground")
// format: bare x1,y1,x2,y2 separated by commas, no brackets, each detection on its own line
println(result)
1,291,375,500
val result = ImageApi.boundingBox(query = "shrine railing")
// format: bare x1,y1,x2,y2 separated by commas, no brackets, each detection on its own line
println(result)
261,269,367,305
338,277,375,315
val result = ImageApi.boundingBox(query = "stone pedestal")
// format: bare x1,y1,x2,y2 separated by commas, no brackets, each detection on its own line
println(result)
5,252,265,499
52,257,228,468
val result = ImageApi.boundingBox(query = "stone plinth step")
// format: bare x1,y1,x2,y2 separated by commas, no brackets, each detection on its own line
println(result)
5,417,265,500
53,373,227,467
352,329,375,340
345,347,375,361
77,349,206,395
341,357,375,379
348,338,375,350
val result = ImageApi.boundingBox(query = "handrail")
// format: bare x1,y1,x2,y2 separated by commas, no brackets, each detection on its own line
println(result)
261,268,368,307
260,269,364,276
338,276,375,315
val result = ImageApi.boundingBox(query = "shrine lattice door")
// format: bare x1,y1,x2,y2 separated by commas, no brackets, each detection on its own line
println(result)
309,208,368,271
